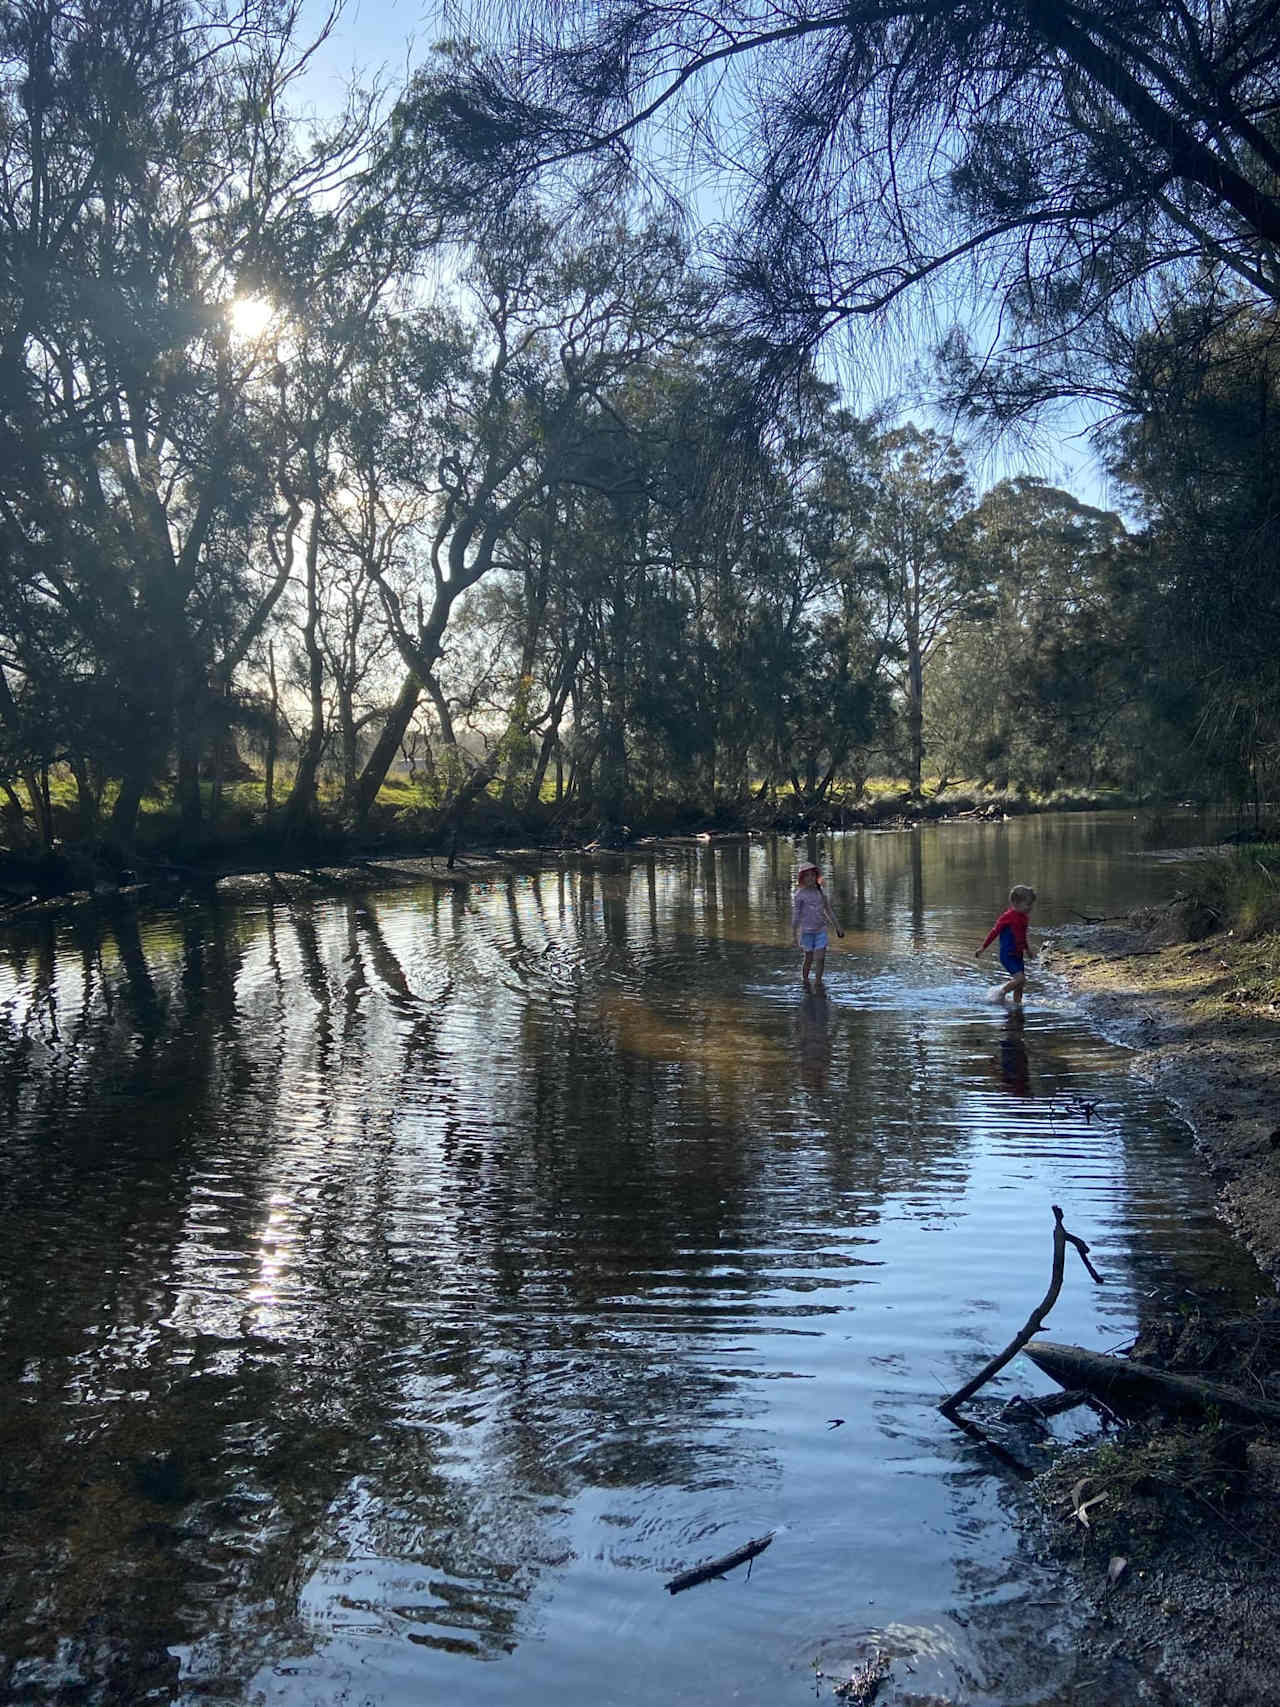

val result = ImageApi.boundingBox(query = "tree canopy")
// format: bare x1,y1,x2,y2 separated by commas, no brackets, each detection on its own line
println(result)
425,1,1280,405
2,0,1276,869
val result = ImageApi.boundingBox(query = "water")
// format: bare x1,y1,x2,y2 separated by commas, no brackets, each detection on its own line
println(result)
0,811,1265,1705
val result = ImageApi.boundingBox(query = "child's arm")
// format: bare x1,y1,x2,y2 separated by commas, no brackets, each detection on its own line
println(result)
823,894,845,938
791,894,802,945
976,921,999,957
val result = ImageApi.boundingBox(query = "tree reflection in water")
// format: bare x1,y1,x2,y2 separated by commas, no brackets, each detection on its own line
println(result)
0,820,1267,1706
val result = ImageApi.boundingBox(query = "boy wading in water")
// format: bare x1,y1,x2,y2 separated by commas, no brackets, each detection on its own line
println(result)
792,863,844,990
976,884,1036,1005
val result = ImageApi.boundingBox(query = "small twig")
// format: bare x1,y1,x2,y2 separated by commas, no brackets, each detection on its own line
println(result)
940,1206,1103,1416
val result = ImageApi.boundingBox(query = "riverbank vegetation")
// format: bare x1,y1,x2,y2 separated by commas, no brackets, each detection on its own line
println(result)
1191,845,1280,948
2,1,1278,886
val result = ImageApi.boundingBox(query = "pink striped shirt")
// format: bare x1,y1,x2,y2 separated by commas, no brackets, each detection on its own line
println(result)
792,887,829,933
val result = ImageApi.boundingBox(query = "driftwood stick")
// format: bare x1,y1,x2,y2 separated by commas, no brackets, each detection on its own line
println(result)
664,1532,775,1594
939,1205,1103,1416
1023,1339,1280,1427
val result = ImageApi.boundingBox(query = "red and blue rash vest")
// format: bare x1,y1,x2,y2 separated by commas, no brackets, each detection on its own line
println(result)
980,907,1029,969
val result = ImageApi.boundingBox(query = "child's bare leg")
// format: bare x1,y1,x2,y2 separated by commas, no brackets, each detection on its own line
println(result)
812,947,827,985
801,949,814,986
1010,972,1026,1006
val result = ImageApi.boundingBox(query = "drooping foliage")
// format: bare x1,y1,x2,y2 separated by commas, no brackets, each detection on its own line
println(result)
431,1,1280,402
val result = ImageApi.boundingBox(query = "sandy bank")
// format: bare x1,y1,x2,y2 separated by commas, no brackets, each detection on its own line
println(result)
1043,916,1280,1282
1021,914,1280,1706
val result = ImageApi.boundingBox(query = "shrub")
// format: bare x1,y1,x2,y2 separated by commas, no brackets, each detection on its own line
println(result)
1189,846,1280,940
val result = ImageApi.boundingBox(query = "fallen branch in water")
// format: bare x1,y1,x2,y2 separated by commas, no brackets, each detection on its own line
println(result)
664,1531,774,1594
1023,1339,1280,1428
945,1408,1035,1479
939,1205,1103,1418
1001,1387,1091,1422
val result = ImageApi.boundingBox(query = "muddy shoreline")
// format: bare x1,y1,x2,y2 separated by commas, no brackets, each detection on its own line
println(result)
1023,917,1280,1706
1043,919,1280,1281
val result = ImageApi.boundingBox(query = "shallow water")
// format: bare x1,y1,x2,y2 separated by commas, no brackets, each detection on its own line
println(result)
0,811,1266,1705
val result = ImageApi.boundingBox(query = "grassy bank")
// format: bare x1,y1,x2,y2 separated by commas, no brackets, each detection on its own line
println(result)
1189,841,1280,950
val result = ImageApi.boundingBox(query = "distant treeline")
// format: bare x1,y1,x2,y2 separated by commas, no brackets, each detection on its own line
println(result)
2,1,1277,862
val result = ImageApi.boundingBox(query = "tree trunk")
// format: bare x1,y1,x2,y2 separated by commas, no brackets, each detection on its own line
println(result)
352,671,422,825
283,506,326,837
36,766,53,848
339,693,358,800
14,767,50,847
110,762,149,849
1024,1339,1280,1428
210,730,225,826
526,666,579,810
177,743,202,836
70,756,99,840
2,781,26,840
448,751,501,820
906,672,924,794
265,641,279,824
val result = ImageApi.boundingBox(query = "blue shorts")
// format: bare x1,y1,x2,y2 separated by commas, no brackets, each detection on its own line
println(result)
800,929,828,952
998,925,1024,976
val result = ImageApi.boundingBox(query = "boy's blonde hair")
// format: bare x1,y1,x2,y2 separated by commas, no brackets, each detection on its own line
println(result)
1009,884,1037,908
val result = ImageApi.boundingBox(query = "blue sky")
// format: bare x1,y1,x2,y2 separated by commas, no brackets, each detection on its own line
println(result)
295,0,442,104
294,0,1117,511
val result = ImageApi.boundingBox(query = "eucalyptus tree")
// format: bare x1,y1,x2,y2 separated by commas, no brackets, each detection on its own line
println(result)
1109,301,1280,808
681,395,894,810
540,354,733,815
0,0,379,845
266,233,458,835
349,212,712,823
857,427,980,795
924,477,1130,792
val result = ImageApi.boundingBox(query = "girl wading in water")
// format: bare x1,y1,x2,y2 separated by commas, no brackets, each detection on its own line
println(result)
792,863,844,990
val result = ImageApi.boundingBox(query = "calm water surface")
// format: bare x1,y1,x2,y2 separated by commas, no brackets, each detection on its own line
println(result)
0,812,1266,1705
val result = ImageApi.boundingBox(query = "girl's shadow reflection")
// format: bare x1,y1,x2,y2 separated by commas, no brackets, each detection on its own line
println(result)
798,990,831,1090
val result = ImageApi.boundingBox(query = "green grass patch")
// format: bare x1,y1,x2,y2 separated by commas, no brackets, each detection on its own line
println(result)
1188,844,1280,941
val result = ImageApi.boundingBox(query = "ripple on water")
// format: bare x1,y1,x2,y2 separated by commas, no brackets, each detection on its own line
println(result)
0,818,1267,1707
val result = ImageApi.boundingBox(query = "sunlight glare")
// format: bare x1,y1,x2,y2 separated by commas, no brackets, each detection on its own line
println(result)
228,294,275,339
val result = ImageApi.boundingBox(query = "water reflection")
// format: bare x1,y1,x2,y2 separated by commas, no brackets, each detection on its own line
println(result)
0,812,1265,1706
797,992,831,1090
996,1012,1033,1097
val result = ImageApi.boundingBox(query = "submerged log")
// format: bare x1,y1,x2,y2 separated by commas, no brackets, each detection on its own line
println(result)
664,1532,774,1594
1023,1340,1280,1428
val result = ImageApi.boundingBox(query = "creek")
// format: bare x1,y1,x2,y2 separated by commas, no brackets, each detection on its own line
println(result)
0,811,1266,1705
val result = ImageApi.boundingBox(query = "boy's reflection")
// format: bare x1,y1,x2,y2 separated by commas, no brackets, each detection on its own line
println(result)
798,989,831,1090
997,1010,1033,1096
